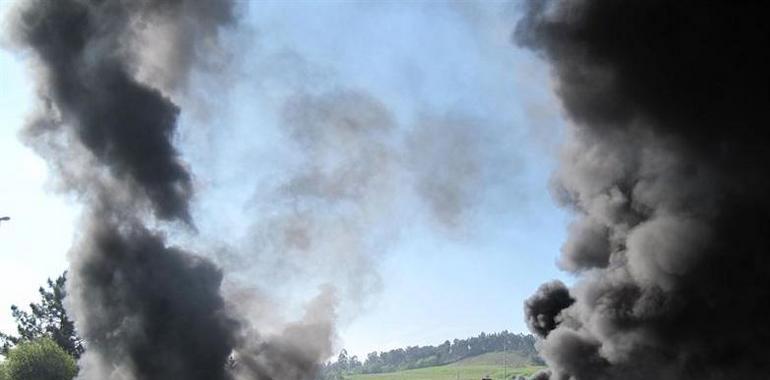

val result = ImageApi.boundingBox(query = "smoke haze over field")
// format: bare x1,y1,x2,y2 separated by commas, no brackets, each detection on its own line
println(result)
3,0,560,378
12,1,767,379
517,1,770,379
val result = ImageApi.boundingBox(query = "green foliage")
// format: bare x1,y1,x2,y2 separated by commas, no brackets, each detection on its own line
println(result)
0,272,84,358
1,338,77,380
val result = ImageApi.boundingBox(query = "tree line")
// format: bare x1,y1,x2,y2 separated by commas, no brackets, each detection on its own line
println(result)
0,273,82,380
319,331,541,379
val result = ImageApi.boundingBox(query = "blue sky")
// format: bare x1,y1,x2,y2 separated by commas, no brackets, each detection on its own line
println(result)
0,1,570,358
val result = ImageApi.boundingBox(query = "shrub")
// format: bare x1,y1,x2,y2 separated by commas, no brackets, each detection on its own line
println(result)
2,338,77,380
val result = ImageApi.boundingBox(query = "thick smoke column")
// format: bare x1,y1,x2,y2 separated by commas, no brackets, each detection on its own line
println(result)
7,0,243,379
71,215,237,379
13,0,236,222
517,1,770,379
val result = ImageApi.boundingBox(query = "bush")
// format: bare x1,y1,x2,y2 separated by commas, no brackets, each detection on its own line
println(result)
2,338,77,380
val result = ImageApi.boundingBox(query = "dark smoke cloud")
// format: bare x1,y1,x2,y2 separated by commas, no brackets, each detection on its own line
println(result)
69,214,237,380
516,1,770,379
6,0,252,379
524,281,573,339
10,0,237,222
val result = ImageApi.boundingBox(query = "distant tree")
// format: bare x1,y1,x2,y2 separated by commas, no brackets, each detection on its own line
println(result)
318,348,370,380
0,338,77,380
364,352,381,373
0,272,84,358
349,355,362,371
336,349,349,371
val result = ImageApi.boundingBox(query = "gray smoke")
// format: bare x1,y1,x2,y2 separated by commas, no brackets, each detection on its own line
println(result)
232,286,338,380
222,84,510,321
517,1,770,379
261,89,399,300
221,89,398,363
405,114,486,230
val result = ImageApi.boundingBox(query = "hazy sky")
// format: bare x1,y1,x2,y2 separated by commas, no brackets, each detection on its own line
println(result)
0,1,569,358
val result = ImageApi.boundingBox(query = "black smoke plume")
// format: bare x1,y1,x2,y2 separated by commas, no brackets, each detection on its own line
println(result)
70,215,237,379
516,1,770,379
13,0,236,222
7,0,250,379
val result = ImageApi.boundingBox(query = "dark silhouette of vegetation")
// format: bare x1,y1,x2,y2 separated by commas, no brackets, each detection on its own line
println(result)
319,331,540,379
0,273,84,358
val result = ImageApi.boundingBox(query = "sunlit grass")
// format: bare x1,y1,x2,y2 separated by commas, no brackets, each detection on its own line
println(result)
345,352,544,380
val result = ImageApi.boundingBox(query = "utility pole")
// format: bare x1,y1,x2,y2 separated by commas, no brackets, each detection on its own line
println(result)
504,342,507,380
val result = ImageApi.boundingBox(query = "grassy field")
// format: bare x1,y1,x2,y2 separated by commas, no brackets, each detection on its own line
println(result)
345,352,544,380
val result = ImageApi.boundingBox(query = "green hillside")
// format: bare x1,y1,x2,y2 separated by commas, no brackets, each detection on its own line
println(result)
345,352,544,380
448,352,531,368
319,331,541,379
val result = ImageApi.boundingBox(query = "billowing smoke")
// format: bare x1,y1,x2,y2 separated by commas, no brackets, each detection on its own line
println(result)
70,215,238,379
11,0,237,222
516,1,770,379
5,0,343,378
7,0,242,378
232,286,338,379
6,0,513,378
524,281,573,339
